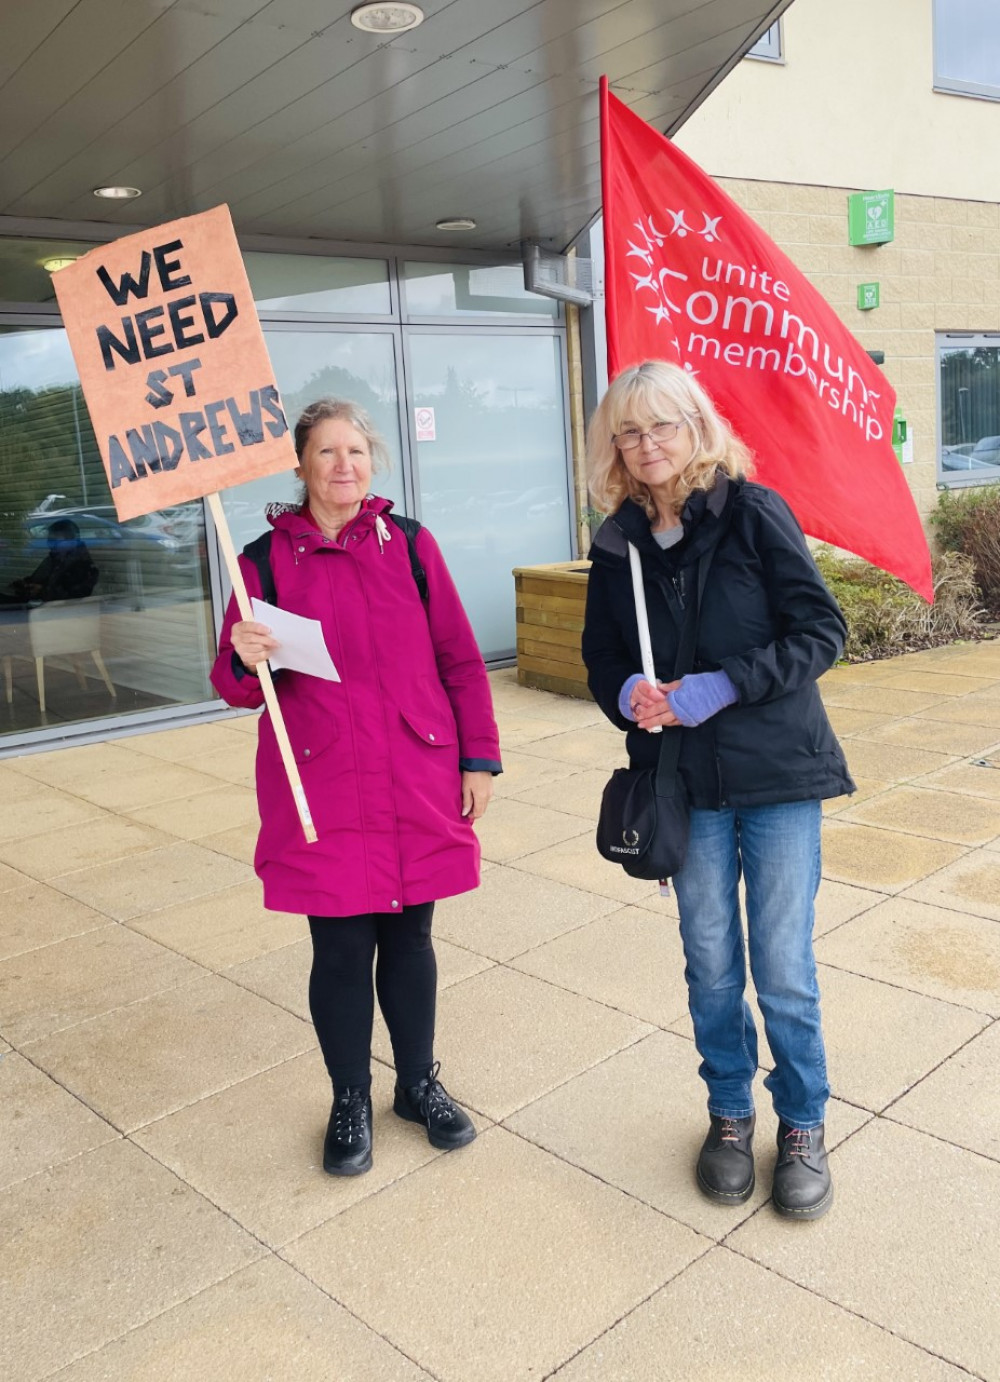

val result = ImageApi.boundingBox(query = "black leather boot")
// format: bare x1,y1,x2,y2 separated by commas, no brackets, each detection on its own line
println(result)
393,1061,476,1150
773,1122,833,1219
323,1086,372,1176
696,1113,756,1203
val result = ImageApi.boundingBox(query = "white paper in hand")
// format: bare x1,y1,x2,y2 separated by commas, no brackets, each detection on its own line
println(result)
250,598,340,681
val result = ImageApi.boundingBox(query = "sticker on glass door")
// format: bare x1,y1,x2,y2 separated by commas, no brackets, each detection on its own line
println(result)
414,406,436,441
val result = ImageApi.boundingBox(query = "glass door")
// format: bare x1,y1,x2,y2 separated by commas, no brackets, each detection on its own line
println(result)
406,329,573,660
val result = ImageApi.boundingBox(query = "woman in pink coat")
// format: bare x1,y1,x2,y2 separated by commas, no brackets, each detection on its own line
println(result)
211,398,501,1177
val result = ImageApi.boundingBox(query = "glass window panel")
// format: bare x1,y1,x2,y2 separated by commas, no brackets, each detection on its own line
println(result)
939,338,1000,481
0,326,214,741
934,0,1000,98
403,262,558,318
243,252,391,314
409,331,572,659
218,330,406,558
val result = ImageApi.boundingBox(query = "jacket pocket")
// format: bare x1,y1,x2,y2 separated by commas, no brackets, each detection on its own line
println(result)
286,717,339,765
399,707,458,748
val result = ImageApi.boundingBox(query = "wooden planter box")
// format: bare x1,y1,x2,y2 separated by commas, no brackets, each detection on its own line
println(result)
512,560,592,699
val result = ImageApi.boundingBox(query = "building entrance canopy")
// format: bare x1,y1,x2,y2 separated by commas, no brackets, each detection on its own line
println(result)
0,0,792,255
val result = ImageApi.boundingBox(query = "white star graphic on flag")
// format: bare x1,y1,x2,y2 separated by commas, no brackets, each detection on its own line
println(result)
666,208,692,237
646,304,672,325
699,213,722,243
626,240,654,266
630,271,658,294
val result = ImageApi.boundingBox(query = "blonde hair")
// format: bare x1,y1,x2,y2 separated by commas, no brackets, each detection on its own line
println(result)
586,360,752,517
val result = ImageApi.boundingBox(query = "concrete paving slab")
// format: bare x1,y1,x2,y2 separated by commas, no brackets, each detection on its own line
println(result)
728,1118,1000,1381
507,1030,868,1240
554,1245,970,1381
816,895,1000,1015
53,1256,431,1382
903,847,1000,920
514,724,626,768
50,840,254,920
125,880,306,971
513,830,662,906
838,783,1000,844
509,764,612,818
22,973,315,1132
125,784,260,841
920,760,1000,799
282,1126,708,1382
913,698,1000,728
811,878,885,936
119,719,255,763
818,684,950,715
853,716,1000,755
876,669,996,696
433,862,620,962
475,797,590,863
0,924,201,1044
817,964,987,1111
841,739,959,782
0,880,111,961
0,780,107,841
197,822,258,862
887,1022,1000,1163
0,1139,261,1382
0,1051,118,1192
0,858,31,892
0,815,174,880
509,905,691,1028
133,1052,451,1249
419,964,651,1122
824,705,895,736
820,820,967,892
489,747,580,797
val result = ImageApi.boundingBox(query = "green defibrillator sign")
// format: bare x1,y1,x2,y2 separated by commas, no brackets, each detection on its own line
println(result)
848,190,894,246
857,282,880,310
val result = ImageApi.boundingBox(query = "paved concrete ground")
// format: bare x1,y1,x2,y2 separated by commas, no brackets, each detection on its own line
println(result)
2,643,1000,1382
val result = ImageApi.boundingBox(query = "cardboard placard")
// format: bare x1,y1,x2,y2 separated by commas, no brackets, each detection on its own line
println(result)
52,204,297,520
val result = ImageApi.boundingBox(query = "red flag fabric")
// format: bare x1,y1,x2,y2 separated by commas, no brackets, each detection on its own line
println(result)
600,78,932,600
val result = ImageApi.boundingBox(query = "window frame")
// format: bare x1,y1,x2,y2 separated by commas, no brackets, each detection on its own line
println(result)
936,331,1000,488
745,21,783,64
933,0,1000,102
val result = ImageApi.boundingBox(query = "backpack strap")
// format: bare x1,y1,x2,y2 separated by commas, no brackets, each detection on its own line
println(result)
242,530,276,605
240,514,428,607
386,512,429,604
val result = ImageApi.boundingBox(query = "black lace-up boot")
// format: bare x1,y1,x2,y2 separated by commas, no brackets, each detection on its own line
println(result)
323,1086,372,1176
772,1122,832,1219
393,1061,476,1150
696,1113,756,1203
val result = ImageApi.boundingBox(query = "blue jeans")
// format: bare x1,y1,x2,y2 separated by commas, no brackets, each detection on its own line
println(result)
672,800,829,1129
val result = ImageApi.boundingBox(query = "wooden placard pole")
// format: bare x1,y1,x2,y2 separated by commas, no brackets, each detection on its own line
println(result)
208,492,318,845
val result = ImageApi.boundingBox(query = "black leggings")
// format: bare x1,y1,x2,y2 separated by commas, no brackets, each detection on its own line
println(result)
307,902,436,1092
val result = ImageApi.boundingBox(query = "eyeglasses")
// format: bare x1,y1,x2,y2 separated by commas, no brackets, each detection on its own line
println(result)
612,420,686,451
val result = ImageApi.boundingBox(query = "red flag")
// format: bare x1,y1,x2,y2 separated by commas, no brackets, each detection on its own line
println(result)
600,78,932,600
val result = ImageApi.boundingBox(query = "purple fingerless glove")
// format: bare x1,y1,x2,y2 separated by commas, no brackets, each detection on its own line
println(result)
618,673,645,722
667,670,739,727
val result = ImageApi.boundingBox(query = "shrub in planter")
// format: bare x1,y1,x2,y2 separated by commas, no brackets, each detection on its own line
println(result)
813,546,985,662
931,485,1000,617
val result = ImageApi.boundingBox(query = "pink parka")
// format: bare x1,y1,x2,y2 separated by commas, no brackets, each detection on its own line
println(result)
211,498,501,918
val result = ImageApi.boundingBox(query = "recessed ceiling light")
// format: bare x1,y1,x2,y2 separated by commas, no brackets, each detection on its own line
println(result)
435,217,477,231
41,257,78,273
350,4,424,33
92,185,142,200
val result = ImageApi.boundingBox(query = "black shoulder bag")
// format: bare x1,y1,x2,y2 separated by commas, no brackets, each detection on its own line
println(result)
595,543,713,883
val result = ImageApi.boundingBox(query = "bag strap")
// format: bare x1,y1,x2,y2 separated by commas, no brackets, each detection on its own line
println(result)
241,512,428,608
624,543,715,799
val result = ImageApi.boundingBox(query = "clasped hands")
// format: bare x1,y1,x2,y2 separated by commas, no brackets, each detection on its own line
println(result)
630,677,683,731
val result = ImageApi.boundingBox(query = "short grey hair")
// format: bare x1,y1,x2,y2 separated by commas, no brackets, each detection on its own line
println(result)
293,398,391,473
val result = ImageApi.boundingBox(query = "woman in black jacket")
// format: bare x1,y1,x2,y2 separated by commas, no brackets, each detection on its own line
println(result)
582,360,854,1220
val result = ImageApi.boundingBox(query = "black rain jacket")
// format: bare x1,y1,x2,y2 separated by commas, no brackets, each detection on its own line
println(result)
582,476,856,809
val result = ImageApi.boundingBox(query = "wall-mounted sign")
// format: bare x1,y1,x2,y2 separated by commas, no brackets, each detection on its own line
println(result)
414,405,436,441
857,282,880,310
848,190,894,246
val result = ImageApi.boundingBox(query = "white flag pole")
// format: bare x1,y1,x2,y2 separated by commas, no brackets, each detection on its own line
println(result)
628,541,662,735
208,491,318,845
